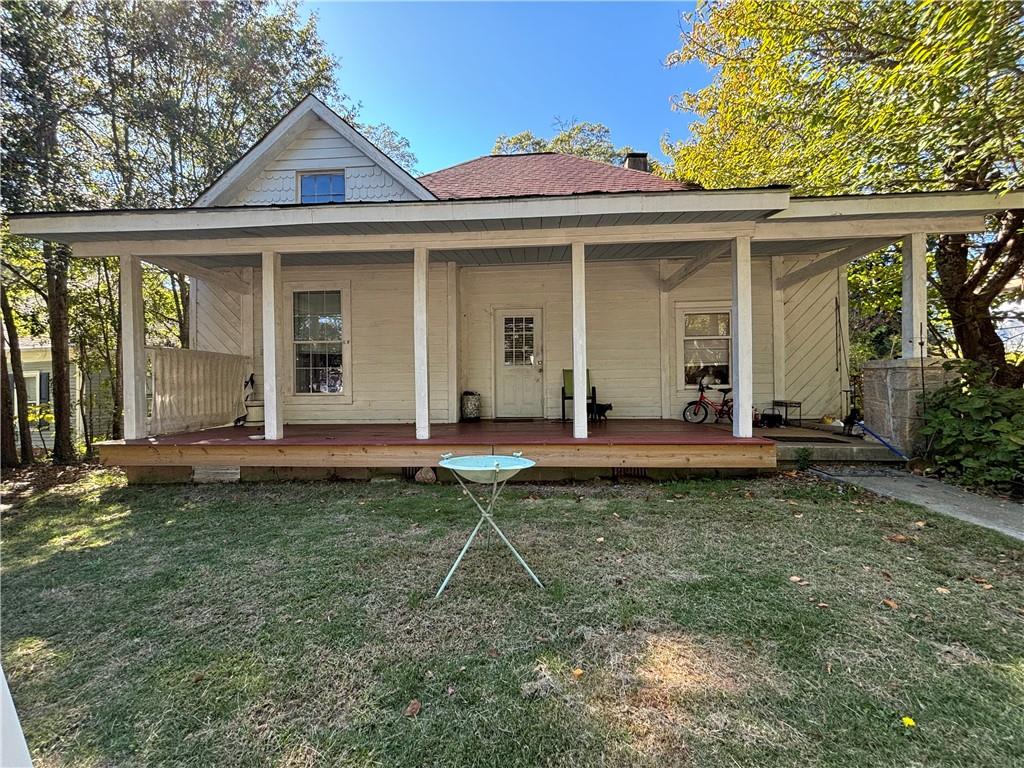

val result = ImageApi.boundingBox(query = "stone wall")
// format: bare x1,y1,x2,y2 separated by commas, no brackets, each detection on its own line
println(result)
861,358,956,455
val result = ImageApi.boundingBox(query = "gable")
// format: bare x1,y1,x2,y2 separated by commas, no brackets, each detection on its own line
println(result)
195,96,434,207
226,118,420,205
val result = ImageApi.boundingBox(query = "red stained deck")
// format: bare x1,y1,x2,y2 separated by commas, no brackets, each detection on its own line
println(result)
98,419,776,471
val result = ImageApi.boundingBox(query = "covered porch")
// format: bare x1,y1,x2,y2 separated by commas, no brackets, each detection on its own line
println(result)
100,419,777,475
11,186,1013,476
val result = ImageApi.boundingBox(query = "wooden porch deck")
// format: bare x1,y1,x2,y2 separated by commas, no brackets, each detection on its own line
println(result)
97,419,777,471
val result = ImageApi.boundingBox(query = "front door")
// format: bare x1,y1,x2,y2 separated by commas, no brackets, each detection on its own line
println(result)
494,309,543,418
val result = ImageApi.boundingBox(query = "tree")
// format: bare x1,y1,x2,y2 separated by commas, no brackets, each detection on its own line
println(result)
494,119,633,165
665,0,1024,385
1,282,34,463
2,0,419,453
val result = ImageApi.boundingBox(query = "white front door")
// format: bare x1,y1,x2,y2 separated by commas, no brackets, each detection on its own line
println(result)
494,309,543,418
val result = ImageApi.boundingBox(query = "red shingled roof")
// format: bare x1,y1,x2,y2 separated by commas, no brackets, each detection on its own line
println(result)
418,153,696,200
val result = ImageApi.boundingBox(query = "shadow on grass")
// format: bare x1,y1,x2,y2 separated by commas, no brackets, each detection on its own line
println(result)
1,471,1022,767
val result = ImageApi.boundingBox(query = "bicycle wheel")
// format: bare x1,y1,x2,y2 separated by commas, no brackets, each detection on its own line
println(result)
682,401,709,423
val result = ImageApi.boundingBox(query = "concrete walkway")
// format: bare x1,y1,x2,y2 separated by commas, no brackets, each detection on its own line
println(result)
815,467,1024,542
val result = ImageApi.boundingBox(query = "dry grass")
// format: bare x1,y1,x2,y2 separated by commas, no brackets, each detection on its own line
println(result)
1,468,1022,767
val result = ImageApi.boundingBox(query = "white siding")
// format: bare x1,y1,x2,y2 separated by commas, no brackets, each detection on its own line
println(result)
228,120,419,206
192,279,242,355
190,257,847,425
783,260,847,419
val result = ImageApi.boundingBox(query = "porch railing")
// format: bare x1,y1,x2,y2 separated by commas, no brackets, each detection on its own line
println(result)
146,347,251,435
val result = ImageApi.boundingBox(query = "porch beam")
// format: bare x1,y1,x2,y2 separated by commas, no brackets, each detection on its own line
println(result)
901,233,928,358
261,251,283,440
119,253,147,440
571,241,588,439
414,246,430,439
69,213,987,261
660,241,731,292
731,236,754,439
145,255,250,295
775,238,897,290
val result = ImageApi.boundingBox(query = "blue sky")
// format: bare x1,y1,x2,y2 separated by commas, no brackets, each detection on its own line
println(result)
303,1,709,173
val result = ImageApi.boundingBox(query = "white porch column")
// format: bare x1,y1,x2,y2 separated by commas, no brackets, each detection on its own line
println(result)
731,236,753,438
571,241,588,439
414,246,430,439
901,232,927,358
261,250,283,440
119,253,147,440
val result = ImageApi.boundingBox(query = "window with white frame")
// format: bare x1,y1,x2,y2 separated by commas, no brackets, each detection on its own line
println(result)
292,288,348,396
678,306,731,388
299,173,345,204
21,372,40,404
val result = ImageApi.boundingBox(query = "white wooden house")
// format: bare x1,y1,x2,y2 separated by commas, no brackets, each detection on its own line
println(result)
10,96,1022,477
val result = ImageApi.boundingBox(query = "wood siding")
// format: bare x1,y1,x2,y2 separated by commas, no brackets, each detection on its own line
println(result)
192,257,847,426
228,120,419,206
783,259,847,419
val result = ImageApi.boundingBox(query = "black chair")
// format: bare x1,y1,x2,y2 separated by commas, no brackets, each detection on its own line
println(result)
561,369,596,421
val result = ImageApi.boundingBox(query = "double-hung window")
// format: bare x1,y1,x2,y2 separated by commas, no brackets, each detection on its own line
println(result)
299,173,345,204
678,306,732,388
291,286,351,400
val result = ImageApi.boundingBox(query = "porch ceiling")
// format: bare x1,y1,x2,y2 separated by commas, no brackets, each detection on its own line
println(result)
154,236,898,270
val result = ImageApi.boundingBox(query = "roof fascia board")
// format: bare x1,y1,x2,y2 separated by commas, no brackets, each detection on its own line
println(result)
772,190,1023,220
10,189,790,240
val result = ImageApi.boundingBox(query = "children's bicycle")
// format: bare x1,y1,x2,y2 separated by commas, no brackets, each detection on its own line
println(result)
682,377,733,423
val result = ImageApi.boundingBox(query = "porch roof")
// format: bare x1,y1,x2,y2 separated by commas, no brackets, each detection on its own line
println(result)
8,188,1019,269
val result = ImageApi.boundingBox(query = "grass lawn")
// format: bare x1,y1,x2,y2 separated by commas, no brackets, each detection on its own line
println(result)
1,468,1022,767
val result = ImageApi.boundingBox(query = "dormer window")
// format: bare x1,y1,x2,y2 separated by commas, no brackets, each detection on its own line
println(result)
299,173,345,204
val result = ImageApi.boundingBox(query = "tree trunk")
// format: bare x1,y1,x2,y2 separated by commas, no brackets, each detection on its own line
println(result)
1,284,34,464
934,210,1024,388
1,323,18,468
44,241,76,463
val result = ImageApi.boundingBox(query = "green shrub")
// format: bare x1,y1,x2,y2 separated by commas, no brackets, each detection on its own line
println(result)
918,363,1024,495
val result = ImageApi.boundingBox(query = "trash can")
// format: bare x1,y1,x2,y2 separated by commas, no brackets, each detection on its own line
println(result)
461,391,481,422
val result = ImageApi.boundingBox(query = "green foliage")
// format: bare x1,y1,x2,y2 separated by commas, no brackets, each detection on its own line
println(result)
794,446,814,471
665,0,1024,373
494,119,632,164
919,363,1024,494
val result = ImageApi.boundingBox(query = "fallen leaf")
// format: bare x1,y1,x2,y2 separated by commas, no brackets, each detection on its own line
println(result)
572,667,584,679
793,513,804,519
982,583,994,590
882,598,899,610
596,537,605,544
881,570,893,581
816,602,829,609
886,534,909,544
191,672,205,684
913,520,926,528
935,587,950,594
789,575,802,583
446,684,456,696
403,699,421,718
969,576,988,584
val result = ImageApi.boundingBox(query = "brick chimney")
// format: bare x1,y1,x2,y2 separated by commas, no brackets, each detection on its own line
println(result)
624,152,650,173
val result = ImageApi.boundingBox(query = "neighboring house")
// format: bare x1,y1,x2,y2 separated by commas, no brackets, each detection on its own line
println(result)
5,339,115,451
10,95,1022,478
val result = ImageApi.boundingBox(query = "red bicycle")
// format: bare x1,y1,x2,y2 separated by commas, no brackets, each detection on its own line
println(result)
682,377,733,423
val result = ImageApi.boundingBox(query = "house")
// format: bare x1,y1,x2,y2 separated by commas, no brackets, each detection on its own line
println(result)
4,339,115,451
10,96,1022,479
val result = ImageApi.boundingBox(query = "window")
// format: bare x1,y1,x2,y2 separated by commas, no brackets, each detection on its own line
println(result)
293,290,344,394
21,372,40,405
503,315,535,366
299,173,345,204
679,308,731,387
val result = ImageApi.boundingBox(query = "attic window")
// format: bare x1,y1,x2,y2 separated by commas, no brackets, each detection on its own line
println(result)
299,173,345,204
